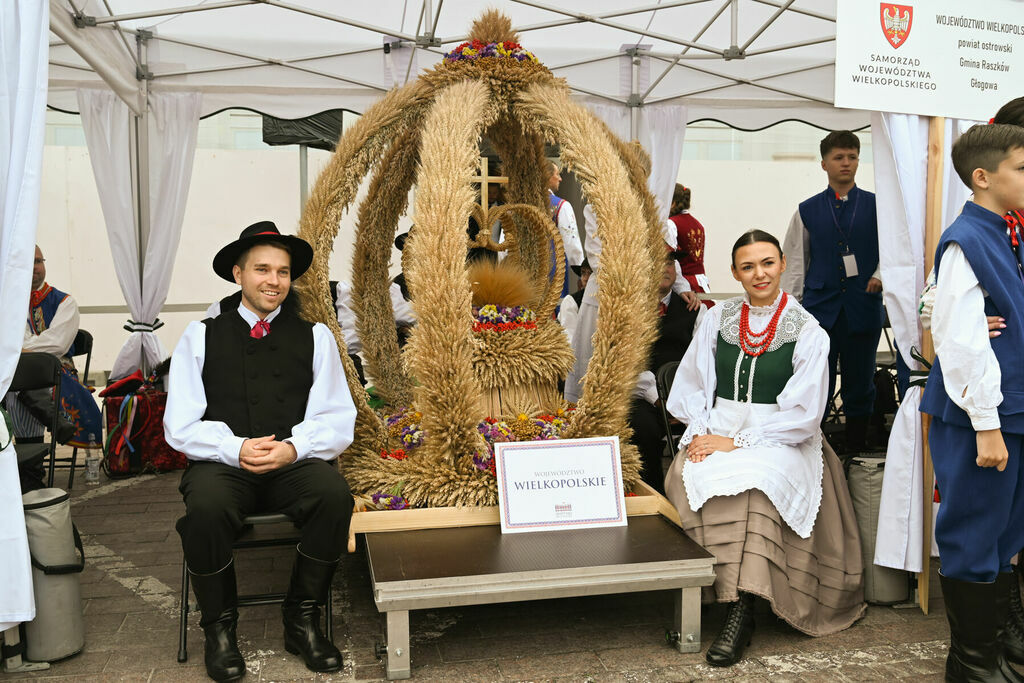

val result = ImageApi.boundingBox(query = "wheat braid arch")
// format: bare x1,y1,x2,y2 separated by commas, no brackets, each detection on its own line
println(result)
291,11,663,507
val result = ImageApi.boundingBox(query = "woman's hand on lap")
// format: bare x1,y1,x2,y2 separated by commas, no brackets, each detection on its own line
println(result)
686,434,736,462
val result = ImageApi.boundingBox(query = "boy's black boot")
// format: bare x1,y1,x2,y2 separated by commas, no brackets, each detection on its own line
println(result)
705,592,755,667
1000,570,1024,665
940,573,1024,682
189,562,246,682
282,548,342,672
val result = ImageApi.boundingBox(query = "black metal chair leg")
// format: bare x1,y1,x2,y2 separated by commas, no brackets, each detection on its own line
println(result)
178,560,190,663
68,447,78,490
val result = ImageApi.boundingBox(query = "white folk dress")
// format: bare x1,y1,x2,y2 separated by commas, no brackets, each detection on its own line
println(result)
664,292,866,636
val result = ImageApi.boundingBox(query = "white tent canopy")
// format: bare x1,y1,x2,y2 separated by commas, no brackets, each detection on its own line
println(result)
49,0,867,129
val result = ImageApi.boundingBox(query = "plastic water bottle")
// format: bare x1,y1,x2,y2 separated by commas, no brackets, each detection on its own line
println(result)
84,433,101,485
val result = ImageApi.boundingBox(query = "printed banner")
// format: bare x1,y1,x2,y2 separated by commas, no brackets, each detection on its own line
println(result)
834,0,1023,120
494,436,626,533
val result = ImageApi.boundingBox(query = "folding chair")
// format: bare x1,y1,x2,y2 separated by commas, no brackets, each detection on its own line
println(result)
177,513,333,664
9,353,63,489
655,361,682,458
65,330,94,489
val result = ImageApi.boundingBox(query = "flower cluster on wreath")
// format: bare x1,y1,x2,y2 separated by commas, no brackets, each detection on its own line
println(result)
376,407,575,493
472,304,537,333
444,39,538,63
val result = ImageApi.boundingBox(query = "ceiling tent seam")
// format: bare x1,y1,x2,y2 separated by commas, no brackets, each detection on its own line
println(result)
648,59,835,102
646,59,835,106
446,0,715,44
740,0,796,53
263,0,418,42
99,0,143,71
746,36,835,57
506,0,725,56
118,28,389,92
750,0,834,22
90,0,258,25
642,0,731,102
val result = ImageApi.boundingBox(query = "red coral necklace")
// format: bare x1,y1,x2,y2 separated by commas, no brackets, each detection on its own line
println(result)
739,292,788,357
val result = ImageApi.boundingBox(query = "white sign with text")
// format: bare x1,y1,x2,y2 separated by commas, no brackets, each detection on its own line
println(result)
493,436,627,534
834,0,1024,120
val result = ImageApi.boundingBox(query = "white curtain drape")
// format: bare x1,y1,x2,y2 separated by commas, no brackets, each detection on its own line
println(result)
581,100,687,221
873,113,982,573
78,89,201,379
0,0,49,630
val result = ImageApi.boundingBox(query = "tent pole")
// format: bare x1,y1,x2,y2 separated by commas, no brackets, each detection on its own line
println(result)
299,144,309,212
918,115,945,614
134,30,152,375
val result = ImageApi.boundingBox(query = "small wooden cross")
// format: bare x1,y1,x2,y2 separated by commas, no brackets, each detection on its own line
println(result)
470,156,508,208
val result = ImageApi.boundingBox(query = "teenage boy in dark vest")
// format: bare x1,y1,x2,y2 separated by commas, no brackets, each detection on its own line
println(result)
782,131,883,452
628,246,703,494
164,221,357,681
920,123,1024,682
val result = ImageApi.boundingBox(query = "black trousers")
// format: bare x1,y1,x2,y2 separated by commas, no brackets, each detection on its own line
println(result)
177,458,353,574
628,398,667,495
825,308,881,419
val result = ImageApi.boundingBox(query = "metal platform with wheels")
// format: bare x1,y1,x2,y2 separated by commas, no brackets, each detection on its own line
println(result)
365,514,715,679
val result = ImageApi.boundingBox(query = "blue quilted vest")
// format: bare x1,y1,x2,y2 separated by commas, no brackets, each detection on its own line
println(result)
798,185,883,331
28,285,74,357
920,202,1024,435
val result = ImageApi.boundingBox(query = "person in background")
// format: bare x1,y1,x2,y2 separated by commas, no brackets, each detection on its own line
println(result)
628,246,703,494
665,229,865,667
919,123,1024,681
2,245,101,448
782,131,883,453
557,259,591,347
668,184,712,296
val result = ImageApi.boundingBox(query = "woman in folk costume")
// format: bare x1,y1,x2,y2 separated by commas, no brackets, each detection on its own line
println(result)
664,229,865,667
668,183,711,294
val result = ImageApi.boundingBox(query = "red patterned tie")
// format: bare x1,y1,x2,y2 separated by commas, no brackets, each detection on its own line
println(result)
1006,211,1022,248
250,320,271,339
658,302,668,317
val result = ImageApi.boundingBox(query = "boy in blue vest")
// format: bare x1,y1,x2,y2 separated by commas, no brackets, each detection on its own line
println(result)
782,131,883,452
920,123,1024,682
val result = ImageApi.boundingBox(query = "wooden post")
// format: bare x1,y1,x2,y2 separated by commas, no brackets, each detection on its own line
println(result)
918,115,946,614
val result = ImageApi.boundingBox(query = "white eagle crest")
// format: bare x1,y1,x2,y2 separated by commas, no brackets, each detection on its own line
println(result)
883,7,910,33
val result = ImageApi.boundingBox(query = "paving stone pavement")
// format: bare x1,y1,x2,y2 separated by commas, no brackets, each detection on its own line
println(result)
6,449,1019,682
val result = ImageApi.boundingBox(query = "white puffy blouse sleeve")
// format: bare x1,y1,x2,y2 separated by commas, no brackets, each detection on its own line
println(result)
666,303,722,445
733,321,830,449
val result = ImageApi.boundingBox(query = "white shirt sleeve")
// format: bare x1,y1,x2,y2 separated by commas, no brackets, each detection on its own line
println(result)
666,304,722,445
919,267,937,330
556,201,585,267
286,323,357,461
390,282,416,326
333,281,362,355
781,211,808,301
204,300,222,319
23,294,79,356
557,294,579,347
931,243,1002,431
163,321,246,467
733,322,830,448
634,370,658,405
671,264,692,294
582,203,602,271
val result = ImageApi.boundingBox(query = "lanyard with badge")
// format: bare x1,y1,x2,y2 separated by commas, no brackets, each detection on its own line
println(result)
826,189,860,278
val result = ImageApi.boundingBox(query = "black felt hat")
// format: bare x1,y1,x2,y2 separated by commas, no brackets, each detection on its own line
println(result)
212,221,314,283
570,258,592,277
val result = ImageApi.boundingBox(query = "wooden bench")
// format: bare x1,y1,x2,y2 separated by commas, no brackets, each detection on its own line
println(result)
365,514,715,679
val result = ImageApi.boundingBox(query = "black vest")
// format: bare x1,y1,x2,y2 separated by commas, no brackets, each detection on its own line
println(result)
201,307,314,440
648,293,700,372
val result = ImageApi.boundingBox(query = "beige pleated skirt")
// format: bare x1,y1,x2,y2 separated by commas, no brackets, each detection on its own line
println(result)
664,440,866,636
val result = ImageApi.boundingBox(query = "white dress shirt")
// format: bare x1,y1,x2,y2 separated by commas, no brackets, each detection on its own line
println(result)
931,243,1002,431
550,190,585,267
557,294,580,347
164,304,356,467
24,287,79,356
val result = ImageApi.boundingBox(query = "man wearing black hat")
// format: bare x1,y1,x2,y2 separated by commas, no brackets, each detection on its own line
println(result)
164,221,356,681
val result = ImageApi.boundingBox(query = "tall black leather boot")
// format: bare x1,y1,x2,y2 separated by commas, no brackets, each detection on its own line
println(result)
706,592,755,667
16,389,75,444
1002,569,1024,665
845,414,869,454
190,561,246,682
940,573,1024,682
282,548,342,672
